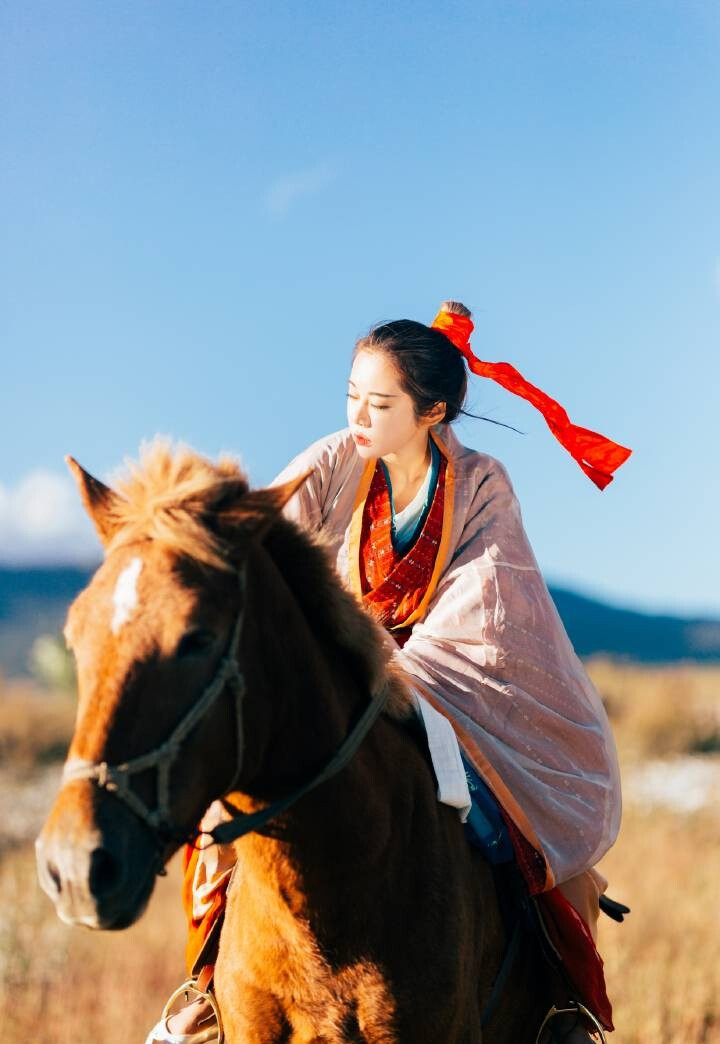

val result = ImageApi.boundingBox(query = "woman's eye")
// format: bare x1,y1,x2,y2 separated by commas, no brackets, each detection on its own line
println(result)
346,392,388,410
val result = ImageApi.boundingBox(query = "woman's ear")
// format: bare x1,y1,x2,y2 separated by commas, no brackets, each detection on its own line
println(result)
424,401,447,426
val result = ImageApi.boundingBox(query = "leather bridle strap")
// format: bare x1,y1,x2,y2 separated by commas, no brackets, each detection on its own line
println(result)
478,918,522,1027
211,679,390,845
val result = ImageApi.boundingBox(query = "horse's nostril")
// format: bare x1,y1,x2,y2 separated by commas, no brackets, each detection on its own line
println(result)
89,846,122,898
47,860,62,896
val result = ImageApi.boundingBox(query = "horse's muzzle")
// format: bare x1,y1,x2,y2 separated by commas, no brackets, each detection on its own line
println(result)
35,782,159,929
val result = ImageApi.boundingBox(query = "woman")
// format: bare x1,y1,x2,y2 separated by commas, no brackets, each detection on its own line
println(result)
147,300,631,1043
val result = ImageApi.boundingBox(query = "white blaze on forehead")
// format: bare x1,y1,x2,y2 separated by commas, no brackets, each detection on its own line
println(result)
110,556,144,634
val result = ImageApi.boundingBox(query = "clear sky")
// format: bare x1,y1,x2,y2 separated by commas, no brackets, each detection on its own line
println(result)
2,1,719,617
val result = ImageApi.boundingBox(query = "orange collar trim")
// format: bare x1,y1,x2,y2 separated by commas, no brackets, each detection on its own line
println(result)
347,428,455,629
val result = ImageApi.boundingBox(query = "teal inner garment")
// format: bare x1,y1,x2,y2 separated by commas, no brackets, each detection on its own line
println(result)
379,437,441,556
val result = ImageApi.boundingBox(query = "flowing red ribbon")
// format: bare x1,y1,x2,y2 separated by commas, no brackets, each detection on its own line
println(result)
431,309,632,490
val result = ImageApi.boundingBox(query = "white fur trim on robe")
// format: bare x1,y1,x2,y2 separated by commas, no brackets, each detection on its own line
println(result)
269,423,622,888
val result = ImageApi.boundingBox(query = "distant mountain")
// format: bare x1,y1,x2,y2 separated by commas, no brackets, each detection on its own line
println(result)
549,586,720,662
0,566,96,677
0,565,718,679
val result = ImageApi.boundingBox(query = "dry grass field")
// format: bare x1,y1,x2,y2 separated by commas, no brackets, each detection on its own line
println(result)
1,658,719,1042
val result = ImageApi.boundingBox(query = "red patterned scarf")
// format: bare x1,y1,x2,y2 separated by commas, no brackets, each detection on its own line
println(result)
359,452,447,644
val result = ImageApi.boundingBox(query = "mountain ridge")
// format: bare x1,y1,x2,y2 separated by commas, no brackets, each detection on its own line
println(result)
1,564,718,678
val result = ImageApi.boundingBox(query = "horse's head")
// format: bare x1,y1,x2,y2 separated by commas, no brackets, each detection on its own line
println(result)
35,441,310,929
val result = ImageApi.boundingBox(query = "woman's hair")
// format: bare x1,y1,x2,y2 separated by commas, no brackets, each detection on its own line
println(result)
353,301,471,424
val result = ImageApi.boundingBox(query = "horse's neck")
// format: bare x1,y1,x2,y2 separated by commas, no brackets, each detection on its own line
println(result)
237,540,388,797
229,540,430,871
227,712,437,935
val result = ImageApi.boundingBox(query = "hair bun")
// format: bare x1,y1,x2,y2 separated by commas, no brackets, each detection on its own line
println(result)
438,300,472,319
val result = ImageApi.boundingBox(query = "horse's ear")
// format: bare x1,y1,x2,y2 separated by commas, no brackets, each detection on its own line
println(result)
265,467,315,510
219,467,314,542
65,455,124,547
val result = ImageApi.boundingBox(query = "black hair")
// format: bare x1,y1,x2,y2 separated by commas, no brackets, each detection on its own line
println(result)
353,300,523,434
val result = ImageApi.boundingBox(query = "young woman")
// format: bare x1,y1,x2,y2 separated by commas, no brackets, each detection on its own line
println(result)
146,300,631,1044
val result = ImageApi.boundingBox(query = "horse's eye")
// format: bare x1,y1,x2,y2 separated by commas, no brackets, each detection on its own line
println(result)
176,628,216,658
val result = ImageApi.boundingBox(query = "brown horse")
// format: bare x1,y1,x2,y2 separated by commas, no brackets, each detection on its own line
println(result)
36,440,548,1043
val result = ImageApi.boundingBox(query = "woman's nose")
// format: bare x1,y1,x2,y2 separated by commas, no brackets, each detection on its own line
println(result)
350,401,370,427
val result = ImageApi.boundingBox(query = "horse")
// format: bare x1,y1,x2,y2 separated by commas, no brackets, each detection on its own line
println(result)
36,440,549,1043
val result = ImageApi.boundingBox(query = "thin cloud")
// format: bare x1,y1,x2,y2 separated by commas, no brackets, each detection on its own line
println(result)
0,470,99,565
264,161,338,218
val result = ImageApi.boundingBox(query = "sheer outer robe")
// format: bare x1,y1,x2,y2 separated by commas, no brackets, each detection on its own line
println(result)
269,424,621,890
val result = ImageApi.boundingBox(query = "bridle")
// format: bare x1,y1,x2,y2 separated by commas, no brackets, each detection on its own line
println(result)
61,568,249,846
60,563,390,853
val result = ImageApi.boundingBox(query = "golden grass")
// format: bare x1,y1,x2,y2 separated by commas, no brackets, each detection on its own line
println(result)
1,660,719,1041
586,656,720,761
0,844,186,1042
586,658,720,1042
0,677,186,1039
597,807,720,1043
0,678,76,769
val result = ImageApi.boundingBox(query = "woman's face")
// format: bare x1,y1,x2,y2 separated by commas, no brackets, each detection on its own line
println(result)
346,350,440,460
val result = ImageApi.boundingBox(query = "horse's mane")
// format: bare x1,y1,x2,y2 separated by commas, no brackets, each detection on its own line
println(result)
104,439,249,570
105,439,411,717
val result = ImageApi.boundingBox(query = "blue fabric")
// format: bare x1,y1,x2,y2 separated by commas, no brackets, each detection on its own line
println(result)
380,438,441,556
461,755,515,864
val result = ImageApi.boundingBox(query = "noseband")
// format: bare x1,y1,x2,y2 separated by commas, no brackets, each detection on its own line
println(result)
60,563,390,853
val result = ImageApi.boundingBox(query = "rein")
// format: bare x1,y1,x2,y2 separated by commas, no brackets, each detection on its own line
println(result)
60,564,390,854
211,683,389,846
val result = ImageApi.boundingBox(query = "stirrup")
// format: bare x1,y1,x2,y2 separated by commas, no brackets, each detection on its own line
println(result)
144,976,223,1044
535,1000,607,1043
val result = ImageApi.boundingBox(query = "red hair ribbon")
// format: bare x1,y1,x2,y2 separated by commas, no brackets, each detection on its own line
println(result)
431,308,632,490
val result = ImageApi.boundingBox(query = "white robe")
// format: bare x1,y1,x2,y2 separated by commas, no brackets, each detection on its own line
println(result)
270,422,621,890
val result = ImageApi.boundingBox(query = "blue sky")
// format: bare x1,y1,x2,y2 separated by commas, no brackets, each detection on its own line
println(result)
2,1,719,617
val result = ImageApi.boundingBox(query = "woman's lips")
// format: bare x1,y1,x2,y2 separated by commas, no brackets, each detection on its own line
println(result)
353,433,372,447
